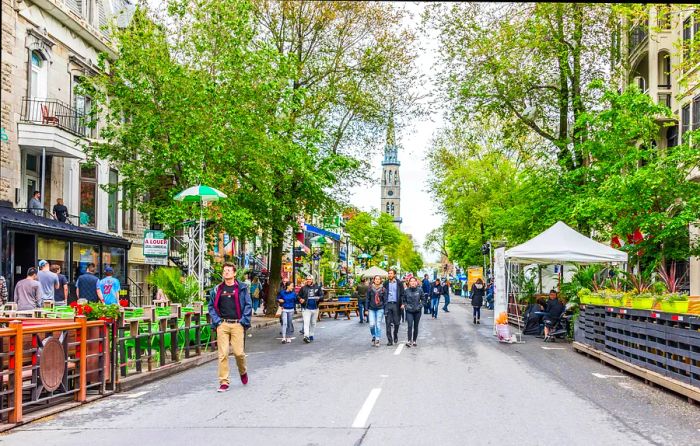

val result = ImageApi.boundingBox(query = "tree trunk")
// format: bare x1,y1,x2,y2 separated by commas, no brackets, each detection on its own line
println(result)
266,234,284,316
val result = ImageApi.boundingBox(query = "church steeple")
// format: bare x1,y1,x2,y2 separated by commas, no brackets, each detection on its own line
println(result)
380,112,401,228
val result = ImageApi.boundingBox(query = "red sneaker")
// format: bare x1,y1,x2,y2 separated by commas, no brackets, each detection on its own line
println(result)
217,384,229,393
240,373,248,385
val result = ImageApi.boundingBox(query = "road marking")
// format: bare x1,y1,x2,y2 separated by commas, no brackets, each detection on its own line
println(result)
592,373,626,379
379,374,389,378
126,391,149,399
394,343,404,355
541,346,565,350
352,388,382,428
618,382,633,389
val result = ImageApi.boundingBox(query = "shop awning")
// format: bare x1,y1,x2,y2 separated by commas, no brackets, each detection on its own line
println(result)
304,224,341,241
0,206,131,247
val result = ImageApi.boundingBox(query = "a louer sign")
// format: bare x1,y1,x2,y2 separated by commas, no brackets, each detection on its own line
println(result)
144,230,169,265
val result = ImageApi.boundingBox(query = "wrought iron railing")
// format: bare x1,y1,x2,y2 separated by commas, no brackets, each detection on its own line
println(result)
20,97,96,139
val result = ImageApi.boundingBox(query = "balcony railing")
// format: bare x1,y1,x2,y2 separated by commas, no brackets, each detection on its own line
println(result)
20,97,95,139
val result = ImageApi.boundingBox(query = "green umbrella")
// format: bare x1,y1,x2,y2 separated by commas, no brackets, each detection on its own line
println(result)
174,185,227,203
357,253,373,259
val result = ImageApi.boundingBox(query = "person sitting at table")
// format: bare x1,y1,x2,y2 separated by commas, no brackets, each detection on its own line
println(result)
543,290,565,340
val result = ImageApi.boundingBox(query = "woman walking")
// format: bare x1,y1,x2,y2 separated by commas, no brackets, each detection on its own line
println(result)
470,278,485,324
277,283,298,343
366,275,387,347
403,277,426,347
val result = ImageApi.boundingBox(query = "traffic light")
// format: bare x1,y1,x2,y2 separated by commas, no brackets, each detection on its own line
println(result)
480,243,491,255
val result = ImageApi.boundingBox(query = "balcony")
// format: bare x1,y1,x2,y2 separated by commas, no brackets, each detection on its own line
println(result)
18,98,95,159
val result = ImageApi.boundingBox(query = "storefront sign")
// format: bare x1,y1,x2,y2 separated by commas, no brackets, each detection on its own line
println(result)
144,230,169,264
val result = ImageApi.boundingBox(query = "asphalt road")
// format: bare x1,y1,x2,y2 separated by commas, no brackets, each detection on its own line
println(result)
2,298,699,446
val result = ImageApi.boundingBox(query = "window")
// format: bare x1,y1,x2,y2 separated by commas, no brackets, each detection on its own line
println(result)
693,95,700,131
386,202,390,214
38,237,69,278
29,50,47,98
683,17,692,65
103,246,126,284
123,193,135,232
72,242,100,291
657,5,671,30
73,76,94,137
108,169,118,232
80,165,97,227
666,125,678,148
394,170,399,185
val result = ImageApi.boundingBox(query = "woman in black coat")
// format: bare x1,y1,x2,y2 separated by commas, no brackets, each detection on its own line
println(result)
470,278,486,324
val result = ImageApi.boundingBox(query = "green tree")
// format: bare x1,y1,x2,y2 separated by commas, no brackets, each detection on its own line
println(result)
345,212,403,263
389,234,424,274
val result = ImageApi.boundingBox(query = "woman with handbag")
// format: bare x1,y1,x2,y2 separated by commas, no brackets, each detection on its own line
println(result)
366,275,387,347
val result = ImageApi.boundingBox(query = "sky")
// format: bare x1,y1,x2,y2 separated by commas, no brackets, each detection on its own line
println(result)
346,2,444,262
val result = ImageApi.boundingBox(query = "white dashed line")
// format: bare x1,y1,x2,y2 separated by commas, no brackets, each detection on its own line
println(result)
352,388,382,428
126,391,149,399
394,343,404,355
592,373,626,379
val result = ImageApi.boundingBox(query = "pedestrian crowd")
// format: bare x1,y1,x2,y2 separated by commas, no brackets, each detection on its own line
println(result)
1,259,121,311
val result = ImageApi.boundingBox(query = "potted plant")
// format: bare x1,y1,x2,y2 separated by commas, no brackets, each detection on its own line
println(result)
147,267,200,305
660,293,689,314
577,288,592,305
631,293,655,310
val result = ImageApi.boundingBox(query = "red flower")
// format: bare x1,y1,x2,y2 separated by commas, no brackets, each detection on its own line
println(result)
76,306,83,316
83,305,93,314
70,301,78,308
119,299,129,307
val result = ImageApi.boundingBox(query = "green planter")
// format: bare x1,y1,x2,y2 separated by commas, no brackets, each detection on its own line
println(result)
579,295,592,305
590,296,606,306
631,297,654,310
660,300,689,314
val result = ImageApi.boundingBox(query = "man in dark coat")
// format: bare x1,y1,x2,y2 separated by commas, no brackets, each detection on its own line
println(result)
383,268,405,346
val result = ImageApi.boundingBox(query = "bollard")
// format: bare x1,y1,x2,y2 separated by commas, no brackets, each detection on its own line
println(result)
76,315,87,402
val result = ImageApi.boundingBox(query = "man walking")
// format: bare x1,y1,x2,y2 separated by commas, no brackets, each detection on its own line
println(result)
51,265,68,304
208,262,252,392
430,278,441,318
298,276,324,343
383,268,404,346
14,267,41,311
76,263,103,303
99,266,121,305
37,260,59,305
421,274,431,314
441,278,451,312
355,277,369,323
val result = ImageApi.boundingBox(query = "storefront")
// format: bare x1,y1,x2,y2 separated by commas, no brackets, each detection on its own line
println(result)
0,206,130,300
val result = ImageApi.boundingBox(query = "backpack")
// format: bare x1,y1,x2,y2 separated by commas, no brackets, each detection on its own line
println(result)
252,284,260,299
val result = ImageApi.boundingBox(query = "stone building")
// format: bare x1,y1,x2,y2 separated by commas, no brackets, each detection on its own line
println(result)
0,0,152,304
623,5,700,295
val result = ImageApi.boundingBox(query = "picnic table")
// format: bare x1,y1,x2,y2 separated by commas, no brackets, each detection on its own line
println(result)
317,299,359,321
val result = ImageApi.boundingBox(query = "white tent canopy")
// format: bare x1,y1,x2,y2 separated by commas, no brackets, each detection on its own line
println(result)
505,221,628,264
359,266,389,278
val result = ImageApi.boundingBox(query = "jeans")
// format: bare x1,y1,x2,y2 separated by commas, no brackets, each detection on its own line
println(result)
442,293,451,311
423,299,431,314
430,297,440,317
358,301,366,322
473,306,481,320
252,298,261,314
385,302,401,342
302,308,319,338
368,308,384,339
406,310,421,342
216,322,246,385
281,309,294,337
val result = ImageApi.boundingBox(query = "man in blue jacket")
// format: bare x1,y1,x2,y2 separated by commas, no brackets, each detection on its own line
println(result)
421,274,431,314
208,262,252,393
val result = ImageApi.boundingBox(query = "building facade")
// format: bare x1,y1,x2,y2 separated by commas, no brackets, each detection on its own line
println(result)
0,0,152,303
623,5,700,295
380,116,401,228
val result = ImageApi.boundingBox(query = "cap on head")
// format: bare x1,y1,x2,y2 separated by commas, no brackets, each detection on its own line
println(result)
105,266,114,274
38,260,48,269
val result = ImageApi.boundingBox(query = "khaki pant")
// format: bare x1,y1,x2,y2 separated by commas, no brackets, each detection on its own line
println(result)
302,308,319,338
216,322,247,385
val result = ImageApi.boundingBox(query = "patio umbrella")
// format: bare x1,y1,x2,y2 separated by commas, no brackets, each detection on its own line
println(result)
174,184,227,298
173,185,227,202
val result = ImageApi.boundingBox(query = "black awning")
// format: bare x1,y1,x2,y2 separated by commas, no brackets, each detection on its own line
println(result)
0,206,131,247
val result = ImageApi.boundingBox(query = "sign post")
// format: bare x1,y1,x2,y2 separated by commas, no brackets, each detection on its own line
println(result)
493,247,507,334
144,230,169,265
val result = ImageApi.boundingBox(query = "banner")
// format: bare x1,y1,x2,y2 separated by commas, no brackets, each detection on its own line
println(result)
493,247,507,329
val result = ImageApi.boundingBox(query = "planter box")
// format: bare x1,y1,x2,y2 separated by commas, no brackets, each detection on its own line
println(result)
632,297,654,310
661,301,689,314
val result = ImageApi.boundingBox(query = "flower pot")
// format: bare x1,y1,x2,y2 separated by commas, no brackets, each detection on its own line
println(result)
590,296,606,306
660,300,689,314
579,295,592,305
631,297,653,310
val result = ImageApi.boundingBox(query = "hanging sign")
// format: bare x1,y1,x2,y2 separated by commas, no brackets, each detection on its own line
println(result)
144,230,169,264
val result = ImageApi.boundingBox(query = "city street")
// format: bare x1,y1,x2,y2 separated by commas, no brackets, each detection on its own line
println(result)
2,299,698,446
